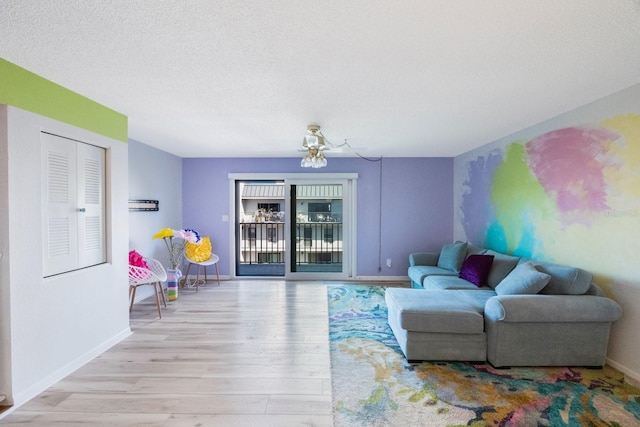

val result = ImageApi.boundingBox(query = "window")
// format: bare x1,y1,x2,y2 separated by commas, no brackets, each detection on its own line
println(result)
42,132,106,277
308,202,330,222
247,227,256,240
258,203,280,212
267,227,278,243
324,227,334,243
304,226,312,247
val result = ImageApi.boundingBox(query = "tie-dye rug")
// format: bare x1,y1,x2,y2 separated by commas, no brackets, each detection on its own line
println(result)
328,285,640,427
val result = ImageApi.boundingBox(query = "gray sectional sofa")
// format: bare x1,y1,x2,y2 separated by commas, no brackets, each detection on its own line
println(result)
386,242,622,367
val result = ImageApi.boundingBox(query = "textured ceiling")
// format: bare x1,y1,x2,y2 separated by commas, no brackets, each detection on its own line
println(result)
2,0,640,158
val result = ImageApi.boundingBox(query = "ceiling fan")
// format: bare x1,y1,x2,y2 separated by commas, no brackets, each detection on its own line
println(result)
299,125,366,153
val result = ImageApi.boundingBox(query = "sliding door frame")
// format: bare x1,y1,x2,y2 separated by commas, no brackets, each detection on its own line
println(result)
228,173,358,280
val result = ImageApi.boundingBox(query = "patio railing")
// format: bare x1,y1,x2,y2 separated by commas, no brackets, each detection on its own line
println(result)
238,221,343,275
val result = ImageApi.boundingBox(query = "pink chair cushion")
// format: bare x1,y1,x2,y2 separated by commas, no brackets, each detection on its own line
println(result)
129,250,149,269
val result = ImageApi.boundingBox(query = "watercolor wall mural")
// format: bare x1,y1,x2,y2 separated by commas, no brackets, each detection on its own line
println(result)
454,84,640,381
459,115,640,273
461,114,640,284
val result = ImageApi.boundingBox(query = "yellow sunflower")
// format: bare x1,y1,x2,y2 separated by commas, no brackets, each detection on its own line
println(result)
152,228,175,239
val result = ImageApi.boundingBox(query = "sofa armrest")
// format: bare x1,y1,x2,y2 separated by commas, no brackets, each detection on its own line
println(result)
484,295,622,323
409,252,439,267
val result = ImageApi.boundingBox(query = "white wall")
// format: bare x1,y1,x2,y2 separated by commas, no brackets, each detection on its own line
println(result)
0,106,130,407
128,139,182,303
0,106,11,404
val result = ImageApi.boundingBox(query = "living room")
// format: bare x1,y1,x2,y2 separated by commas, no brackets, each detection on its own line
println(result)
1,2,640,424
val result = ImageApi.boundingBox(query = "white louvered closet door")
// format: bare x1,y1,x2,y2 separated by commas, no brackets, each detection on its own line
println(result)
42,132,106,277
76,140,106,269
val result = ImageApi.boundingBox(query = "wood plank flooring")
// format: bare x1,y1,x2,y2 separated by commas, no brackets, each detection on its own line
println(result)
1,280,341,426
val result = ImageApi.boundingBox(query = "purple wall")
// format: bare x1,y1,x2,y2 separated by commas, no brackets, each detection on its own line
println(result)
182,157,453,277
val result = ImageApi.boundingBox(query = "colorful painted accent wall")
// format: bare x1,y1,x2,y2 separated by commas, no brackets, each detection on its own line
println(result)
454,84,640,382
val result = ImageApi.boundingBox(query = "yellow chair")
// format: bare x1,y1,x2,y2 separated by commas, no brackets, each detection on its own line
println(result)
128,257,167,319
182,236,220,291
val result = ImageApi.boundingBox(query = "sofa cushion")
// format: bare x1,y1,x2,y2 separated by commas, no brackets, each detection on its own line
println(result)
385,289,490,334
424,275,494,291
485,250,520,288
465,244,487,258
459,254,494,287
409,252,439,267
437,242,468,273
494,261,551,295
408,265,457,286
536,262,593,295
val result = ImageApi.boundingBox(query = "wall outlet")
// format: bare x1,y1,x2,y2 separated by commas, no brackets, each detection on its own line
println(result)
386,258,392,268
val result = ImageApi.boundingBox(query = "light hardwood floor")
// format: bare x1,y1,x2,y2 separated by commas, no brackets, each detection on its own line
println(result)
1,280,339,426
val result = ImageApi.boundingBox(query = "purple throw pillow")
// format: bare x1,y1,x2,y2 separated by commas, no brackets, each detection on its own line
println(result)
459,254,495,287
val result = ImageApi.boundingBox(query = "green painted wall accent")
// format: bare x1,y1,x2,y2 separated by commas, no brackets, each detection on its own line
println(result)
0,58,127,142
490,142,556,254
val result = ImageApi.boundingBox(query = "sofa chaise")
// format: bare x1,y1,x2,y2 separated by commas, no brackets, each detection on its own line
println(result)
386,242,622,367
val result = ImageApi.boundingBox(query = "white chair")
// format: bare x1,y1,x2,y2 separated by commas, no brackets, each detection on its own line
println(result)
129,257,167,319
181,237,220,292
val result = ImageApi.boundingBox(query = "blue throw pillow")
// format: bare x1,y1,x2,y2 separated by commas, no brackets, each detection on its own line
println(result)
437,242,468,273
485,250,521,288
459,254,494,287
494,261,551,295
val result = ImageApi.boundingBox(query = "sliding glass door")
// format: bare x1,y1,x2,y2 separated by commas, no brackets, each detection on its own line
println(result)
290,184,344,274
232,174,356,280
236,180,286,277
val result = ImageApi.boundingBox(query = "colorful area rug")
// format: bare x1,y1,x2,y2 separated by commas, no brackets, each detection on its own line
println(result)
328,285,640,427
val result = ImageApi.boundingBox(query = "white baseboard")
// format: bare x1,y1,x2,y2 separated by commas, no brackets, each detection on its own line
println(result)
1,327,132,418
606,357,640,386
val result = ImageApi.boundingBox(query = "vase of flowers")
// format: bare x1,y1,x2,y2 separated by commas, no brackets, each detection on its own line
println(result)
165,269,180,301
153,228,201,300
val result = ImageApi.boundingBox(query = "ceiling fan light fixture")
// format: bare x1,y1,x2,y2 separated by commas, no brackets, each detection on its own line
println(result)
301,125,328,168
304,134,319,149
300,151,327,168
